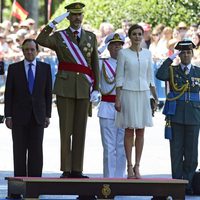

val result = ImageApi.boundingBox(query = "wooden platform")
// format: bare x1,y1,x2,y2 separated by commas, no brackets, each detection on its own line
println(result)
5,177,188,200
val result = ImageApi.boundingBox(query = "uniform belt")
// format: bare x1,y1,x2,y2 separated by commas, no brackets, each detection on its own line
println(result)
58,62,94,79
177,92,200,102
163,92,200,116
101,95,116,102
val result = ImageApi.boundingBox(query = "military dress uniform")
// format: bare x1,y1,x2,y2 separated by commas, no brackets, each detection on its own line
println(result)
36,3,99,176
97,33,126,178
156,41,200,193
98,56,126,178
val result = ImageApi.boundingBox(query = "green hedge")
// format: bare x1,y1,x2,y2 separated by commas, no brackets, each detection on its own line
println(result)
50,0,200,30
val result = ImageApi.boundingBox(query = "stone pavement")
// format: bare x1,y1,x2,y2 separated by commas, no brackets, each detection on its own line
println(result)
0,104,199,199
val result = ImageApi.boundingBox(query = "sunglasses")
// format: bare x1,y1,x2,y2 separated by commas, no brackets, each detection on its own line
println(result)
179,27,187,30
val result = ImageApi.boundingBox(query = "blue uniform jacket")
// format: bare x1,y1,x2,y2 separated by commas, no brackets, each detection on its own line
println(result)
156,58,200,125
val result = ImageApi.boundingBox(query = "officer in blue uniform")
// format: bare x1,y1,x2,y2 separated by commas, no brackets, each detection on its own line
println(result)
156,40,200,195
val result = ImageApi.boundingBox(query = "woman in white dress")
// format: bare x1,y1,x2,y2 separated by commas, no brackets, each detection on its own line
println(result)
115,24,158,179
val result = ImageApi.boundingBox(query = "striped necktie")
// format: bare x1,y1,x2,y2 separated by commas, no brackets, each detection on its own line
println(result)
28,63,34,94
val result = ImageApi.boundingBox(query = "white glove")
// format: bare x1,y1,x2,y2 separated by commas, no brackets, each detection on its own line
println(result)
90,90,101,106
49,12,69,28
169,50,181,61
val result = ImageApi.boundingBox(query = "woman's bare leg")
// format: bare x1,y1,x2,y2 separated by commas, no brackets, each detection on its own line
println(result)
124,128,135,178
134,128,144,178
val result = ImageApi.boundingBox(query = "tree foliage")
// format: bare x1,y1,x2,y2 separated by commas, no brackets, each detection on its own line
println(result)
2,0,200,30
52,0,200,30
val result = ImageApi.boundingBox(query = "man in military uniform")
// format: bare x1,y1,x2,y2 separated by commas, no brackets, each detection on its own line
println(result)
97,33,126,178
156,41,200,195
36,2,100,184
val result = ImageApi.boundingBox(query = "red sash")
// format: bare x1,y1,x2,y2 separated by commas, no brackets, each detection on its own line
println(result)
101,95,116,102
58,62,94,80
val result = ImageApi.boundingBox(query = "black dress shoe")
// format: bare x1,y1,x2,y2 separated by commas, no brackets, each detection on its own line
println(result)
77,195,97,200
60,171,71,178
185,188,194,195
6,194,22,199
71,171,89,178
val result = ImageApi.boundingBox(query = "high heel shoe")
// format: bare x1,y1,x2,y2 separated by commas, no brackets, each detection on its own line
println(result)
133,164,141,179
127,165,135,179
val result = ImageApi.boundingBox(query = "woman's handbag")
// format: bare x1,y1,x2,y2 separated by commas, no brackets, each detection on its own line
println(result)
150,98,156,116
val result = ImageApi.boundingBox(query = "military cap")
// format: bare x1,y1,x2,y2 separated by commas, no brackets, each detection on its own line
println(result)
105,33,125,45
175,40,196,50
65,2,85,13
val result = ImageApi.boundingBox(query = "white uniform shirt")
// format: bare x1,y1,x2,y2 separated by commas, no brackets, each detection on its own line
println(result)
97,57,117,119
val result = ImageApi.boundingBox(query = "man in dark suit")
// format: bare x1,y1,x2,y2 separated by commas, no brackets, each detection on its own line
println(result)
36,2,100,183
4,39,52,178
156,40,200,195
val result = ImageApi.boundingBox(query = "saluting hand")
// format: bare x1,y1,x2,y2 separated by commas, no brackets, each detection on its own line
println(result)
49,12,70,28
169,50,181,61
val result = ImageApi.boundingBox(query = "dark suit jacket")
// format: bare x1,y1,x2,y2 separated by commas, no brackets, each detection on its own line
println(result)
4,60,52,125
156,58,200,125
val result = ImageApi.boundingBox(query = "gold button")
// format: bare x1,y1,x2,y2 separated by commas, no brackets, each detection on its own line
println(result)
77,72,79,75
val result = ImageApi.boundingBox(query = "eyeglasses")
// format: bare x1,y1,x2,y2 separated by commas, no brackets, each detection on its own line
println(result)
179,27,187,30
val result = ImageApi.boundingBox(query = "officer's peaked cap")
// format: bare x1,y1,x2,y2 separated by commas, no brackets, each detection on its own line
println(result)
175,40,196,50
65,2,85,14
105,33,125,45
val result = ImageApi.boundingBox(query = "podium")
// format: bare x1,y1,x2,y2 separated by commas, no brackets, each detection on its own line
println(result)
5,177,188,200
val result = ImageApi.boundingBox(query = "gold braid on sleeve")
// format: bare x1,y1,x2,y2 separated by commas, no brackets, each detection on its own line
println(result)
166,66,189,101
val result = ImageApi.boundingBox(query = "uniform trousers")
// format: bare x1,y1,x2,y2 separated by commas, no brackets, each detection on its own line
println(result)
12,113,44,177
170,122,199,189
57,96,89,172
99,117,126,178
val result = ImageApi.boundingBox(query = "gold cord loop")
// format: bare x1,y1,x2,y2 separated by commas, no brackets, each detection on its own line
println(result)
166,66,189,101
100,61,116,95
